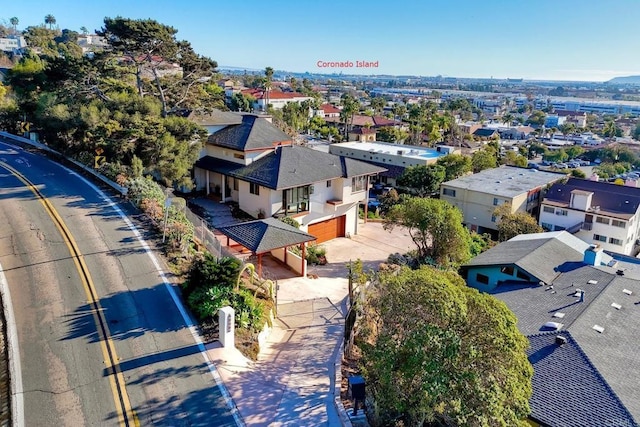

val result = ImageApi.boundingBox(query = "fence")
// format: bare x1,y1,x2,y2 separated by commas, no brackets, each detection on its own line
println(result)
184,206,234,259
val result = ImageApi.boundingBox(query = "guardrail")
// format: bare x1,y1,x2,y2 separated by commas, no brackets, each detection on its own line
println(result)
0,131,128,196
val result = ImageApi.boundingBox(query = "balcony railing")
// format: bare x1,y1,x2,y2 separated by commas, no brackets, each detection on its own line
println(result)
582,222,593,231
566,221,585,234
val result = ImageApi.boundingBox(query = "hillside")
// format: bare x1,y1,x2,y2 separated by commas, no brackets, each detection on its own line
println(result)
608,75,640,84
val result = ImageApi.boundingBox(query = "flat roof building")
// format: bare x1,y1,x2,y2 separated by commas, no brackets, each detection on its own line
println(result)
440,166,567,234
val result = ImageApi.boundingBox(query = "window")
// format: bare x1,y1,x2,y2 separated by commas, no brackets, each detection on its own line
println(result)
233,153,245,160
596,216,610,225
500,266,514,276
232,178,238,191
543,206,555,214
612,219,625,228
283,185,311,214
516,270,530,281
493,198,500,206
352,176,367,193
609,237,623,246
326,180,332,188
593,234,607,242
555,209,568,216
541,222,553,231
443,188,456,197
250,182,260,195
476,273,489,285
491,215,497,223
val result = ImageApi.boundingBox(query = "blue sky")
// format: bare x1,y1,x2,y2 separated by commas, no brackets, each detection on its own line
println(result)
4,0,640,81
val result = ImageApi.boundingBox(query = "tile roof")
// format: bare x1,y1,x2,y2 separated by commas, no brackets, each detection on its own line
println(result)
206,115,292,151
321,103,341,114
527,332,637,427
544,178,640,217
228,145,386,190
216,217,315,254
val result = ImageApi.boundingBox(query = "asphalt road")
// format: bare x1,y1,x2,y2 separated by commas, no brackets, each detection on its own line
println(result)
0,138,239,426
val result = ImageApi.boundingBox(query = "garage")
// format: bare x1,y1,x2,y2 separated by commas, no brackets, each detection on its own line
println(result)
308,216,346,243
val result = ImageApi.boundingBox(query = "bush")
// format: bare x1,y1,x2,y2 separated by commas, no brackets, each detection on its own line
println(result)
306,244,327,265
187,285,232,320
279,216,300,229
183,254,241,297
126,176,165,208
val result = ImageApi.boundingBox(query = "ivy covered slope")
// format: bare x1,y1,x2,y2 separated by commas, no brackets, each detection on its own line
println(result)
1,17,226,189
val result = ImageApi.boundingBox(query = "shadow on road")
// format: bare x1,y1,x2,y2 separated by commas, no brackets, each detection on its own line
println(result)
60,283,188,343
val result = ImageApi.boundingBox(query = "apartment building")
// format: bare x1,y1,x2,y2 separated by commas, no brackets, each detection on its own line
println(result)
440,166,566,234
539,178,640,256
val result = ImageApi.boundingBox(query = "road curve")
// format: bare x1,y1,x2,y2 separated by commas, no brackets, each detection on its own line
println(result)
0,139,240,426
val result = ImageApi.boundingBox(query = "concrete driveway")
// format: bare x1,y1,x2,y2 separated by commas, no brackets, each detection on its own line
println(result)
276,221,416,305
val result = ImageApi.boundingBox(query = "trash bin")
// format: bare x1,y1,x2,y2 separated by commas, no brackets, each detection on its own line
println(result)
348,375,366,415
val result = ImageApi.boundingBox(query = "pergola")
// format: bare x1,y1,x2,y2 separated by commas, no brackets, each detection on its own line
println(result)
216,218,316,277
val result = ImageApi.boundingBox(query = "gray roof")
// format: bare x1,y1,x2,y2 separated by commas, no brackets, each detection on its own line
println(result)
544,177,640,217
194,156,243,174
216,217,315,254
463,233,587,285
465,231,640,423
207,115,291,151
229,145,386,190
527,332,637,427
187,109,243,126
441,166,565,199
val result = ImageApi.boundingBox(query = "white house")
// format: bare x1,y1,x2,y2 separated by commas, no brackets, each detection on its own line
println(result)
0,36,27,53
538,177,640,256
192,113,385,242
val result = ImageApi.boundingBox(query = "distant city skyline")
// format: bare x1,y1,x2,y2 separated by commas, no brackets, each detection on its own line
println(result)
3,0,640,82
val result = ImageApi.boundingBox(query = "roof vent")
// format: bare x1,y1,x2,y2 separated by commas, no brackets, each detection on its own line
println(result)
611,302,622,310
593,324,605,333
555,335,567,346
623,289,633,295
616,270,625,276
543,321,563,330
496,180,501,183
587,279,598,285
553,312,565,319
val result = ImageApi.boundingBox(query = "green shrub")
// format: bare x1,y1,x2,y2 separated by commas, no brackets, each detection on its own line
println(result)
183,254,241,297
186,285,232,320
279,216,300,229
306,244,327,265
126,176,165,208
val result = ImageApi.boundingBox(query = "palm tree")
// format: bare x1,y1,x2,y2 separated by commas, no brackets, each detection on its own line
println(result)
44,14,56,29
80,26,88,35
9,17,18,33
263,66,274,112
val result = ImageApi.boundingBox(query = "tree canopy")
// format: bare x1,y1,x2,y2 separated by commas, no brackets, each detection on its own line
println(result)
384,197,471,266
358,266,532,426
494,203,543,241
435,153,472,182
396,164,446,197
1,16,222,189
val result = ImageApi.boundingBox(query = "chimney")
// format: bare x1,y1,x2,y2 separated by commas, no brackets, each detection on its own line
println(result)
555,335,567,346
584,244,603,266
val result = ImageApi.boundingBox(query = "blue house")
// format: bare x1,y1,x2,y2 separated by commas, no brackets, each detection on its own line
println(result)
461,231,640,426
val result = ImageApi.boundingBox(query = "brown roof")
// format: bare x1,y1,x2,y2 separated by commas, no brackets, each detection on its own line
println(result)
321,104,341,114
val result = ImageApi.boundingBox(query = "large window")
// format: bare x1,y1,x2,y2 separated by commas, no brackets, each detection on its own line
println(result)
596,216,610,225
283,185,311,214
352,176,367,193
543,206,555,213
493,198,500,206
612,219,626,228
609,237,623,246
443,188,456,197
593,234,607,242
250,182,260,195
476,273,489,285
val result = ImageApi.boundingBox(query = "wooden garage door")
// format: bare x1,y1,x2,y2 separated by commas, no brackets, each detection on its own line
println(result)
308,216,346,243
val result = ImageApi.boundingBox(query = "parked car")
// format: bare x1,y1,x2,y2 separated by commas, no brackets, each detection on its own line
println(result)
556,163,568,169
527,162,540,169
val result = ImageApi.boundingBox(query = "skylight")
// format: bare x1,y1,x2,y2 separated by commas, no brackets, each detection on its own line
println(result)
553,312,566,319
623,289,633,295
543,321,563,330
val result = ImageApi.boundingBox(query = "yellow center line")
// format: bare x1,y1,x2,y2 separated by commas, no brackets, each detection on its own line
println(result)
0,161,138,427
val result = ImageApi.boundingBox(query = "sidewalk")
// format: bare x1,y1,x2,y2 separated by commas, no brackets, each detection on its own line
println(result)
207,298,344,426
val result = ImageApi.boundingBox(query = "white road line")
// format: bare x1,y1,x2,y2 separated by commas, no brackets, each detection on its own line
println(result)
62,168,245,427
0,261,25,427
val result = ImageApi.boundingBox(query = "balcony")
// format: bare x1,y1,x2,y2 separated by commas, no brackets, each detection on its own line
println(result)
565,221,585,234
582,222,593,231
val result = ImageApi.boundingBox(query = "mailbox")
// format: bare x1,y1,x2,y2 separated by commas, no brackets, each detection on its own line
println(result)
348,375,365,400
